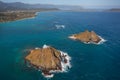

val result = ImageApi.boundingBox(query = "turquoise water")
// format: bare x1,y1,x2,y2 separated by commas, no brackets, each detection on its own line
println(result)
0,11,120,80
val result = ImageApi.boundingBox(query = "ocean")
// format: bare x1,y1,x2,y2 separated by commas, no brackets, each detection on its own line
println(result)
0,11,120,80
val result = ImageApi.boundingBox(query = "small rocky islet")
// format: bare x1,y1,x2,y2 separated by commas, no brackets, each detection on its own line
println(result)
25,30,104,78
69,30,102,44
25,45,71,78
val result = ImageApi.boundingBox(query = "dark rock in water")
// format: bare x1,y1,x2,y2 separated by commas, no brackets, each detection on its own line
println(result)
69,30,101,44
25,45,71,78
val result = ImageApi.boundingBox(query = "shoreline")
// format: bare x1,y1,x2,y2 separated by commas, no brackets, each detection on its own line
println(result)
0,10,59,23
0,13,36,23
0,16,36,23
1,10,120,23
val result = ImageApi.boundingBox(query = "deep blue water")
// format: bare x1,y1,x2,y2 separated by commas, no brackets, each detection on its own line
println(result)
0,11,120,80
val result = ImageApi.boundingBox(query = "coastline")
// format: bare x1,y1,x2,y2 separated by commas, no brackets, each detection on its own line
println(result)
0,12,36,23
0,10,59,23
0,16,36,23
1,10,120,23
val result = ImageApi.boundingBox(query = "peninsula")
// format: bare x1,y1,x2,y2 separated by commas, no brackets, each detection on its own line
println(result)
0,1,58,22
0,9,58,22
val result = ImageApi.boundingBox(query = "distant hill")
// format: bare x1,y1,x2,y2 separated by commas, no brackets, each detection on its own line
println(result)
1,1,119,12
55,5,83,10
0,1,83,12
0,1,58,11
108,8,120,12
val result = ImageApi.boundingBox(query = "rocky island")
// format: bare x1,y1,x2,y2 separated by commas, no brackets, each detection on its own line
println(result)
69,30,103,44
25,45,71,78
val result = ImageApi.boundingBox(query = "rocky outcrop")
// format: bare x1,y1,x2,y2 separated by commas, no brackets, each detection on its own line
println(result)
25,45,71,78
69,30,101,43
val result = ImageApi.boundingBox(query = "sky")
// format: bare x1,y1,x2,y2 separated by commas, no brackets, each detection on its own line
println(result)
2,0,120,9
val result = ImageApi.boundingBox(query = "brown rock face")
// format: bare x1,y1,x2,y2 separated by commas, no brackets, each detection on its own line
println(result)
26,46,61,70
90,31,101,43
25,45,70,78
69,30,101,43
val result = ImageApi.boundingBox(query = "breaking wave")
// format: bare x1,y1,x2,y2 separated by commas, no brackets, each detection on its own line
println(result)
97,36,106,44
69,35,106,45
55,25,65,29
44,50,71,78
60,51,72,72
84,36,106,45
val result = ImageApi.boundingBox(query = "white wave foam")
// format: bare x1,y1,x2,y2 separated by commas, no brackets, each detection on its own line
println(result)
35,12,39,15
35,47,40,49
49,51,71,75
45,46,71,78
83,36,106,45
55,25,65,29
69,35,106,45
60,51,72,72
42,73,54,79
43,44,49,48
68,36,76,40
97,36,106,45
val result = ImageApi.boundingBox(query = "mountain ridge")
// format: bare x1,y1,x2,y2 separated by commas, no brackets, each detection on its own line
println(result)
0,1,83,11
